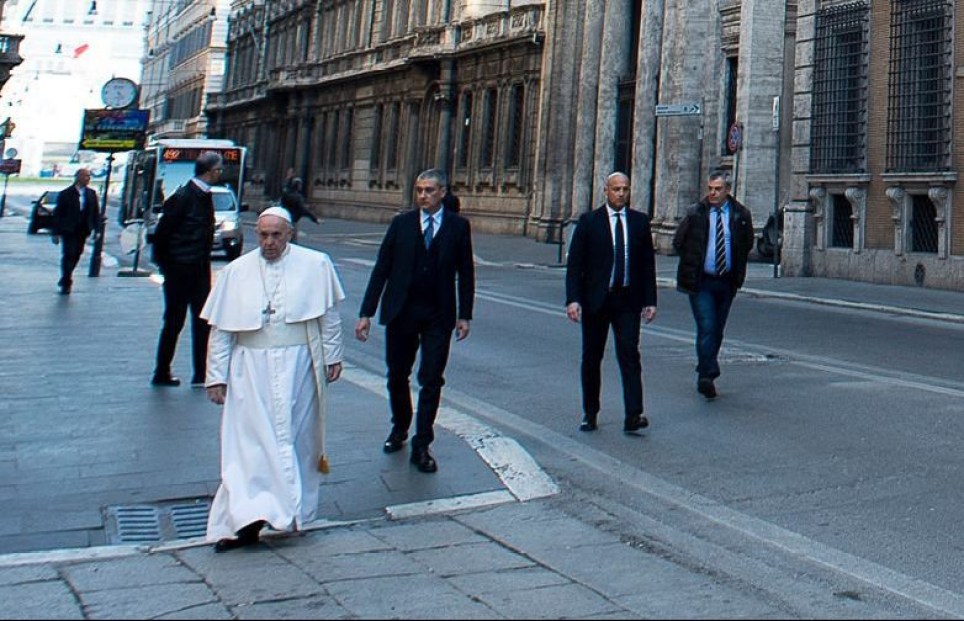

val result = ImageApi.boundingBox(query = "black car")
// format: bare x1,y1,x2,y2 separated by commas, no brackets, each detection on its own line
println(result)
27,190,57,235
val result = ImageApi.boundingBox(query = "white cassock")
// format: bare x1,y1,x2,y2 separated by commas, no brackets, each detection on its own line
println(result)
200,243,345,541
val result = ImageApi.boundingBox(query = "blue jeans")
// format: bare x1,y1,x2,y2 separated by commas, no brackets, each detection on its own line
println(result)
688,275,736,380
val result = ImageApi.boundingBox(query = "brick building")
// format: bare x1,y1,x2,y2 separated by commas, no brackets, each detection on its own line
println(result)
788,0,964,290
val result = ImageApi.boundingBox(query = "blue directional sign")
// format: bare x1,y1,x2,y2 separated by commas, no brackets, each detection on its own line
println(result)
655,102,702,117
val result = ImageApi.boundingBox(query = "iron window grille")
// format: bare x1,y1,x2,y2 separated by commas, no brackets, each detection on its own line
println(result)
910,194,939,253
830,194,854,248
340,109,354,172
505,84,526,168
480,87,498,169
887,0,953,172
811,1,869,174
327,111,340,173
370,105,382,171
457,91,473,169
614,81,635,174
386,102,400,171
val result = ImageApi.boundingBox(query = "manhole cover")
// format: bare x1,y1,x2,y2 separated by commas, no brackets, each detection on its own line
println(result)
105,498,212,545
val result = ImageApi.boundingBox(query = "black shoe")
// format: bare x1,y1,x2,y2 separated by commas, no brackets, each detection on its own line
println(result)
697,377,717,399
215,520,265,552
383,432,406,454
579,414,598,432
410,448,438,473
190,377,206,388
58,285,71,295
213,537,244,553
151,374,181,387
623,415,649,434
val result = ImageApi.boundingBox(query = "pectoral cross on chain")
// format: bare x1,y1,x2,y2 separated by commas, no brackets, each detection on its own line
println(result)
263,301,276,317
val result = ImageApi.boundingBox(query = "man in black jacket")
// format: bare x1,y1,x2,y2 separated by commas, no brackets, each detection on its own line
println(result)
150,152,221,387
279,177,318,243
52,168,100,295
566,172,658,434
673,170,754,399
355,169,475,473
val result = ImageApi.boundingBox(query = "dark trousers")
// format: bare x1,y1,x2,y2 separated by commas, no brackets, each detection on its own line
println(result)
580,288,643,419
384,304,452,451
155,262,211,381
688,274,736,380
59,234,87,287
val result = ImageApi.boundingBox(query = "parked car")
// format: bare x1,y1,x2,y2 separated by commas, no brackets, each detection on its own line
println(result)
211,186,247,260
146,185,247,261
27,190,57,235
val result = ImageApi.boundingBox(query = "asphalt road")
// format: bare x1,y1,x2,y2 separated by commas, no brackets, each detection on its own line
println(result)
4,185,964,613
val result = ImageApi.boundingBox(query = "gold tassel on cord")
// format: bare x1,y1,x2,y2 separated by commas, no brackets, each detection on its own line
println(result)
318,455,330,474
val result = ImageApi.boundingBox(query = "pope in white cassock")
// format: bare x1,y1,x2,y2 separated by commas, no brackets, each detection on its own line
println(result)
200,207,345,553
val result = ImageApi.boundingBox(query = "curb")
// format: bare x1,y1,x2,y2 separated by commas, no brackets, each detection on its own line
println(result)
655,277,964,325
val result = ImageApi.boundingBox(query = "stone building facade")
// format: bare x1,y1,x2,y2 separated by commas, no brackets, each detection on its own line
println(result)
142,0,232,139
209,0,544,234
208,0,795,247
787,0,964,290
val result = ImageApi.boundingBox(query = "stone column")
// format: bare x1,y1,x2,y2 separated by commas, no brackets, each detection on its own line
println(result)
734,0,788,225
530,0,584,242
436,59,456,175
652,0,717,229
569,0,605,217
631,0,665,217
591,0,633,201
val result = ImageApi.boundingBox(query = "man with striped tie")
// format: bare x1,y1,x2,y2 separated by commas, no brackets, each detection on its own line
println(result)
673,171,754,400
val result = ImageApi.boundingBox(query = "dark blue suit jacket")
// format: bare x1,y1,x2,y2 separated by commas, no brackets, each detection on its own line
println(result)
53,185,99,237
565,205,658,314
360,208,475,329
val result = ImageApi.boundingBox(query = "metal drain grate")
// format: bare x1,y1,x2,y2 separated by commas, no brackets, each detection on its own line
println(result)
105,498,212,545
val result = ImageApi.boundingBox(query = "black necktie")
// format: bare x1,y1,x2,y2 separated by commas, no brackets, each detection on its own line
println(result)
613,211,625,288
714,208,727,275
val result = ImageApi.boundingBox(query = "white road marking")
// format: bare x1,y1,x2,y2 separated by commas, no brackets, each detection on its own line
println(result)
342,366,559,507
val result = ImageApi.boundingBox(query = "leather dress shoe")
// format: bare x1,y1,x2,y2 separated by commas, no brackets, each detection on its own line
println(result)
383,433,406,454
697,377,717,399
151,375,181,387
579,414,598,432
190,377,206,389
410,448,438,473
623,415,650,433
214,520,265,553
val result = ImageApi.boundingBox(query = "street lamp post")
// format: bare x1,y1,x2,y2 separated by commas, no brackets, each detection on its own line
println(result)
88,151,114,277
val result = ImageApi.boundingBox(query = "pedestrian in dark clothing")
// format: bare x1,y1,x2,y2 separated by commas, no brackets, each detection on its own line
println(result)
355,169,475,474
150,151,221,388
280,177,318,243
52,168,100,295
441,192,461,213
565,172,658,435
673,170,754,400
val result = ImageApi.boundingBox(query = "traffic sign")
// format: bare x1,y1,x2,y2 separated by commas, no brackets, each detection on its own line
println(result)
727,122,743,154
655,102,702,117
0,158,21,175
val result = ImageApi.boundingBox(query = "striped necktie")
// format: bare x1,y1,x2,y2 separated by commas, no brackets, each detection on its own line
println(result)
714,207,727,275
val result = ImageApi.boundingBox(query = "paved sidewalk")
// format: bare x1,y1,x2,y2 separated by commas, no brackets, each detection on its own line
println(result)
2,210,962,619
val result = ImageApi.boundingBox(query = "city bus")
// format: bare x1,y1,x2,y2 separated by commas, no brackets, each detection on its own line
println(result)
119,138,247,224
119,138,248,259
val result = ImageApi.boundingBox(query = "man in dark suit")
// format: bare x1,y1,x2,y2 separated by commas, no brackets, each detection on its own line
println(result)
355,169,475,473
52,168,100,295
150,151,220,388
566,172,658,434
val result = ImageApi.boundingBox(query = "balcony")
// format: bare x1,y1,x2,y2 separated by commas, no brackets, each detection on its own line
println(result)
0,33,24,91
